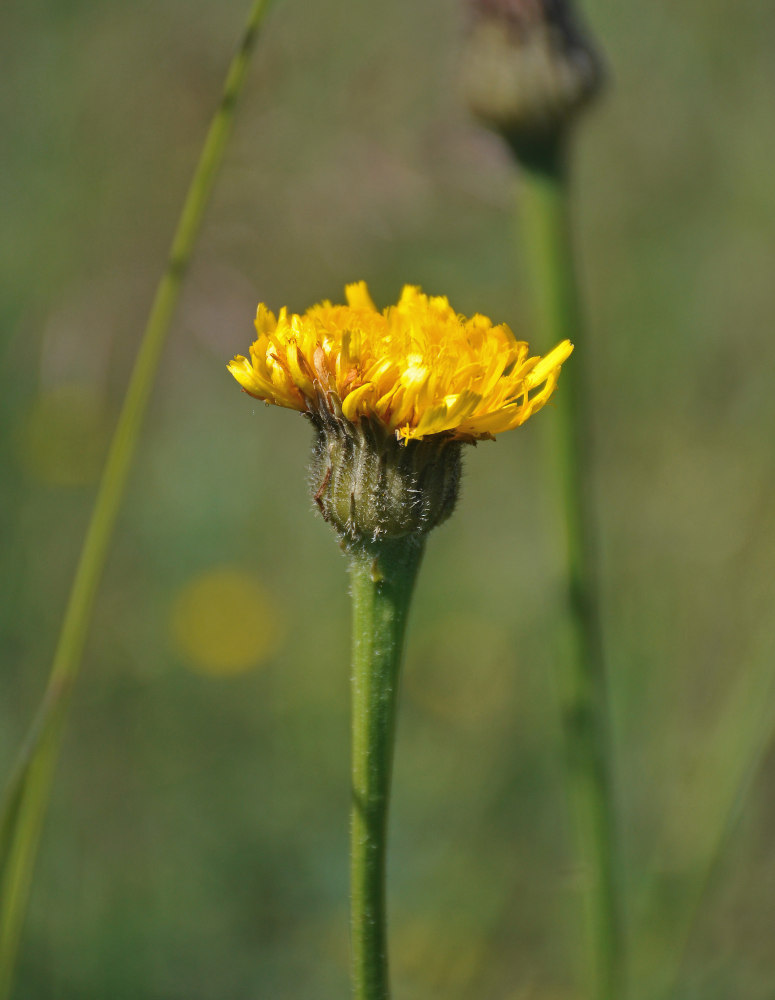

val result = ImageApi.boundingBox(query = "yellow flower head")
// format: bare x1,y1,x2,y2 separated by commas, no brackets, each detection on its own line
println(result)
228,282,572,442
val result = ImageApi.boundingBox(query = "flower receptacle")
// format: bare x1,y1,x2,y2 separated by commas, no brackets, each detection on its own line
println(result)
309,408,462,545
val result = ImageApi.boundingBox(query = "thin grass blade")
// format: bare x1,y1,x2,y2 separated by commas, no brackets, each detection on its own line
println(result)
0,2,276,995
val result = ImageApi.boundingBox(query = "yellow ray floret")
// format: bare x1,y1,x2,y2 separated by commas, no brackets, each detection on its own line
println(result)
227,282,573,441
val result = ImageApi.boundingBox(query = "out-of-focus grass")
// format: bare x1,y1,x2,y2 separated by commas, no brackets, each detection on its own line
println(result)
2,0,775,997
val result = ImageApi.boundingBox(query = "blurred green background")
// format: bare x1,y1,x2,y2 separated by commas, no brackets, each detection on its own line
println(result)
2,1,775,997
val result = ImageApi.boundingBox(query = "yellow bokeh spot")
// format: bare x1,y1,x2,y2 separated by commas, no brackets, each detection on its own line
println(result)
20,384,110,487
391,914,484,993
170,568,283,676
406,615,514,726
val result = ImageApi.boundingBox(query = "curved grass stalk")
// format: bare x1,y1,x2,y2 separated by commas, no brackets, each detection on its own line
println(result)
0,2,275,994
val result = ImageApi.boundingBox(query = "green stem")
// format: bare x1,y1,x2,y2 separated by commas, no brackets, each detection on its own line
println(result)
516,138,624,1000
0,2,274,994
348,536,425,1000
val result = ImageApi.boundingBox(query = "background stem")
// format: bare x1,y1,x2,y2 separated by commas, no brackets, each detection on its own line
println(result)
348,537,425,1000
0,2,274,994
516,138,624,1000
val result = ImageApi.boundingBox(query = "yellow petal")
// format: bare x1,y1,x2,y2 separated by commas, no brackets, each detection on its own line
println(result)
524,340,574,388
345,281,377,311
342,382,377,421
228,286,573,442
254,303,277,336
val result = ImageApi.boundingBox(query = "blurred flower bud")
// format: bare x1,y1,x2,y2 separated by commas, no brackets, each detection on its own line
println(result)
462,0,604,158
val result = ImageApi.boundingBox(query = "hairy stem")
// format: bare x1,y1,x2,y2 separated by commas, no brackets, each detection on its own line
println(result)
348,537,425,1000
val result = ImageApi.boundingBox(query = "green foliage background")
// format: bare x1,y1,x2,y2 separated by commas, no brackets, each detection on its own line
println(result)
2,1,774,997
